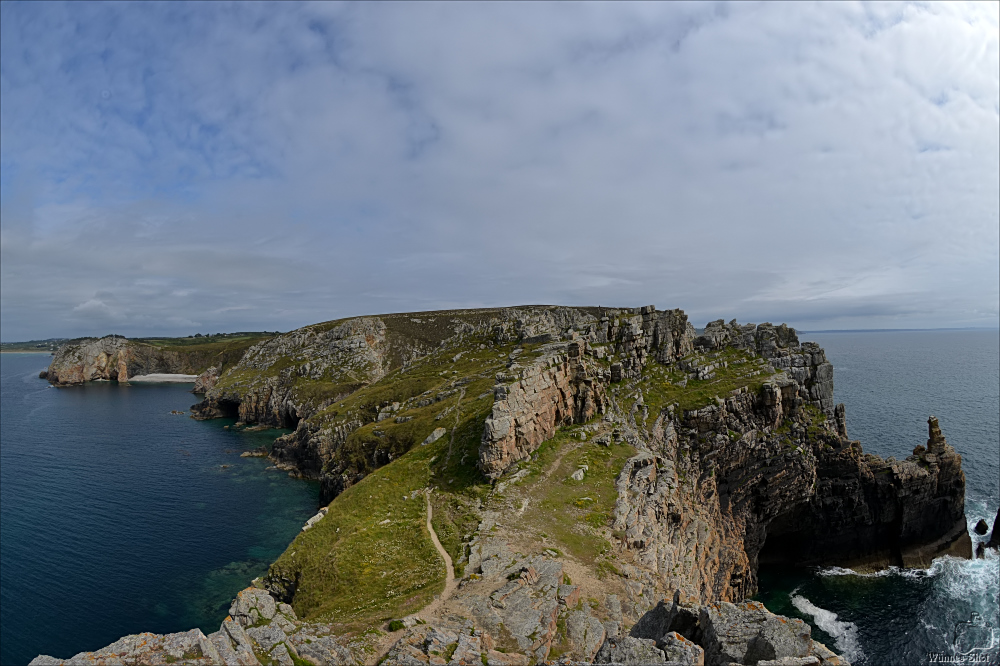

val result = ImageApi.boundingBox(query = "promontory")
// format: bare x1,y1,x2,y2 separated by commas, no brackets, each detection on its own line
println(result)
34,305,972,666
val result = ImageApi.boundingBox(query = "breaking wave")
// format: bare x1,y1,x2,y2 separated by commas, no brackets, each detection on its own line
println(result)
790,593,864,663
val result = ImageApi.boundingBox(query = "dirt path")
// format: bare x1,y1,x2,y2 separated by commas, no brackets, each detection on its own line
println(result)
423,489,457,614
367,489,457,665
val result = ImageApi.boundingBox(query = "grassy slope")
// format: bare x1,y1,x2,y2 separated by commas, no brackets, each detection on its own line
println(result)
262,327,788,632
505,424,637,566
265,336,505,628
138,335,274,375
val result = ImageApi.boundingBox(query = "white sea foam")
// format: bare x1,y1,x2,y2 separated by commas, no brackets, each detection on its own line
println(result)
790,594,864,663
816,564,935,579
933,551,1000,603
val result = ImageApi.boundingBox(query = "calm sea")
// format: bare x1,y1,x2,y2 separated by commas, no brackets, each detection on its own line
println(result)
0,354,319,665
1,330,997,665
755,330,1000,666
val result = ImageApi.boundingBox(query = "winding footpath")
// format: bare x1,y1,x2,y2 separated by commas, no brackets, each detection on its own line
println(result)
423,489,458,613
368,489,457,665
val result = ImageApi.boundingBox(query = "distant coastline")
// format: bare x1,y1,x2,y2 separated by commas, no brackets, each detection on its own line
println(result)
801,326,1000,333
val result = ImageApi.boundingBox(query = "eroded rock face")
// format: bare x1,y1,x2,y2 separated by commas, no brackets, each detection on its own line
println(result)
191,366,219,394
614,398,970,604
480,341,607,479
46,336,237,386
45,336,131,385
480,308,695,479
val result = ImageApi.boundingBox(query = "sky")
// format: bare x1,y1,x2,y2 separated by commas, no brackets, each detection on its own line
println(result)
1,1,998,341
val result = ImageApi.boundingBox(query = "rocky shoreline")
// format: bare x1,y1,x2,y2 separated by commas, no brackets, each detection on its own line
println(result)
29,305,986,665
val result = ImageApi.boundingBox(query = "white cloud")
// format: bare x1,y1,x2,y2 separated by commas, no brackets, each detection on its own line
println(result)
1,1,997,340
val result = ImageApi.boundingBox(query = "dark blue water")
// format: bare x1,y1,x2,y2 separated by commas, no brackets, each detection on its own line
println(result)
756,330,1000,666
0,354,319,665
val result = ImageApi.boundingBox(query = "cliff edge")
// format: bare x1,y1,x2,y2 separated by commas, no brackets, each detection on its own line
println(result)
32,305,973,665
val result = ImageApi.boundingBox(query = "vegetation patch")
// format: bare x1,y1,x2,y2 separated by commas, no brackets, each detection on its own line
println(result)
267,436,448,628
510,424,635,565
633,347,774,423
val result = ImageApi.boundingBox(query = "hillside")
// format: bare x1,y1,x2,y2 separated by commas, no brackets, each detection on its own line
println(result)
33,305,974,666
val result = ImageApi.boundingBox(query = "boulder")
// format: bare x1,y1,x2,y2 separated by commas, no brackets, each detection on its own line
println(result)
246,624,288,651
659,631,705,666
699,601,811,666
423,427,447,445
594,636,668,664
229,587,277,627
975,519,989,535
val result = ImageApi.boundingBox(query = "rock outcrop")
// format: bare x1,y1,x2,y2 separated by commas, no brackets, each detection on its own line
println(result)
610,403,970,604
191,366,220,394
32,582,845,666
45,336,257,386
44,336,133,385
29,586,363,666
480,340,607,478
987,508,1000,550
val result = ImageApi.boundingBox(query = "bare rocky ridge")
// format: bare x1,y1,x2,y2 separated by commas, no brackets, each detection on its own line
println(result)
33,305,974,666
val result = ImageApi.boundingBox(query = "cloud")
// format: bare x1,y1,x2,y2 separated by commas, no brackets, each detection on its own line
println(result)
1,1,997,340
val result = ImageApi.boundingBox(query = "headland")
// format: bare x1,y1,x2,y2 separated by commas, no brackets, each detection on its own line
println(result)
31,305,985,666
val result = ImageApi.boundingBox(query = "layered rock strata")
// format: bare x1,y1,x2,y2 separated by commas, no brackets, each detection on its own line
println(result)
480,340,607,478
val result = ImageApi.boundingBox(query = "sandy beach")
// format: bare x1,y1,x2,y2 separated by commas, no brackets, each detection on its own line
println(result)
127,374,198,383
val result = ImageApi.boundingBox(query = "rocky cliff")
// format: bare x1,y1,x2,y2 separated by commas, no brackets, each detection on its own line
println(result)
34,305,975,665
44,335,264,386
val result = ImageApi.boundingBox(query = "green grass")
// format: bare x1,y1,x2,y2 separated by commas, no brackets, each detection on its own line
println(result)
264,355,496,629
134,333,273,348
632,347,774,424
131,335,272,374
266,436,446,628
511,424,635,565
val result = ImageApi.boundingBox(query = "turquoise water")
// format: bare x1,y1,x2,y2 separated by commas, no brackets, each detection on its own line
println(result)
0,354,319,665
755,330,1000,665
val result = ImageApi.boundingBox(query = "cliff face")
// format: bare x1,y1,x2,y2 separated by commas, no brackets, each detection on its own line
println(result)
192,306,663,503
44,336,133,385
45,336,261,386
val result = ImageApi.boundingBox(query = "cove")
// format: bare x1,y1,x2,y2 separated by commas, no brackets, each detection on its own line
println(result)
0,353,319,666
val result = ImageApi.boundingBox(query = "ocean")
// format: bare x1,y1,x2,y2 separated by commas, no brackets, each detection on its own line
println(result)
0,354,319,665
754,330,1000,666
1,329,997,665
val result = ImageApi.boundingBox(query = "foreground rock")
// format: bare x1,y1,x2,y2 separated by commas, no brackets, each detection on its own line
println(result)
30,587,362,666
33,576,849,666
